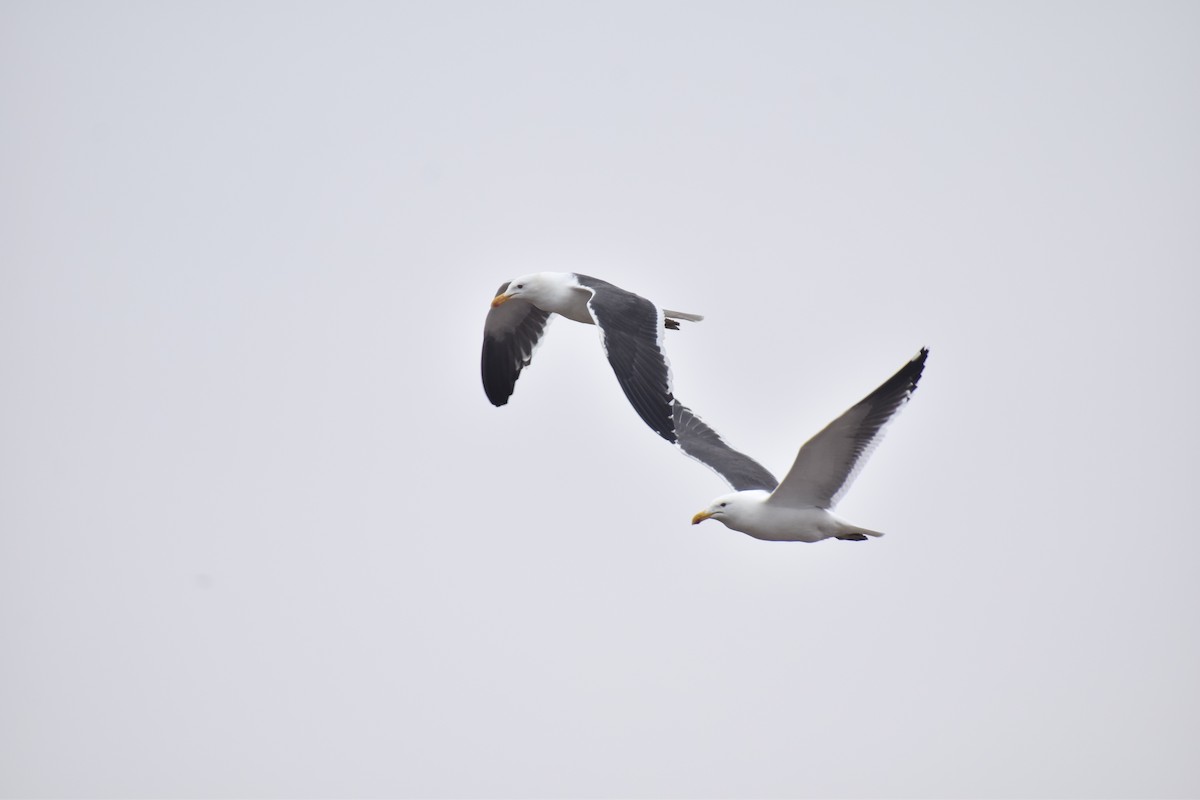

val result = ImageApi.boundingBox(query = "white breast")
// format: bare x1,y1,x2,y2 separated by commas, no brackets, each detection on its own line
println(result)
729,500,840,543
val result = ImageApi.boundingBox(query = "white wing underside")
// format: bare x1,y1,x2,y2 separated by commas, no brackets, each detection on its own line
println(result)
765,349,928,510
767,405,890,509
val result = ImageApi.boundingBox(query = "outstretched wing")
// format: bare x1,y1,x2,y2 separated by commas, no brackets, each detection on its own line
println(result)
481,281,553,406
575,274,678,443
766,348,928,510
672,401,778,491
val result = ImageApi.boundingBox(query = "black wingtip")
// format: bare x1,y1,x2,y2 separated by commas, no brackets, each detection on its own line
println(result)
909,347,930,391
480,335,518,407
862,347,929,411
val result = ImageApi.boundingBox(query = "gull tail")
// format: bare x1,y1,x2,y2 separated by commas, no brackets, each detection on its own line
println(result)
663,309,704,330
834,524,885,542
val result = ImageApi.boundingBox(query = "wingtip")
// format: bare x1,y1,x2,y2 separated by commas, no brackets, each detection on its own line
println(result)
905,347,930,395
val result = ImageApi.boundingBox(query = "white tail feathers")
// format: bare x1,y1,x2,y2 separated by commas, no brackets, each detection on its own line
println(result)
835,524,885,541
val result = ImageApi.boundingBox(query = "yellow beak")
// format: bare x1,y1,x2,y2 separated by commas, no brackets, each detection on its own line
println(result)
491,293,511,308
691,510,712,525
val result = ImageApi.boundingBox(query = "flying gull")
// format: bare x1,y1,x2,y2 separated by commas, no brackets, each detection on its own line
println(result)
482,272,702,442
687,348,928,542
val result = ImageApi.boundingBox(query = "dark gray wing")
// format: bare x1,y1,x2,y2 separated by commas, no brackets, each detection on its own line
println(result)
766,348,928,510
575,274,677,443
481,281,553,406
673,401,778,491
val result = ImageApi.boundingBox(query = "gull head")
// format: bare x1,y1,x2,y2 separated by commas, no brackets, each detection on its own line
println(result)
692,492,752,528
491,273,547,308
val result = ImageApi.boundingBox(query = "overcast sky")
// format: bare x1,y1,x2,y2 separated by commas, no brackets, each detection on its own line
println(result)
2,2,1198,797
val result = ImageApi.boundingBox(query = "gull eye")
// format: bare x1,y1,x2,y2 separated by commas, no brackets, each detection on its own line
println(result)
719,502,728,508
515,283,524,289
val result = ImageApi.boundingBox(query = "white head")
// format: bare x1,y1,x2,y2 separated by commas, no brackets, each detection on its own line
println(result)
691,491,761,530
490,272,557,308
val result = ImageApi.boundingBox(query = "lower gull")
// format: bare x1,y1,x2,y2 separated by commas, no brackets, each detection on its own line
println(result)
686,348,928,542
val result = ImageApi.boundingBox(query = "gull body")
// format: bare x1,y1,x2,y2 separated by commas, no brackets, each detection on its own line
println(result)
692,491,882,542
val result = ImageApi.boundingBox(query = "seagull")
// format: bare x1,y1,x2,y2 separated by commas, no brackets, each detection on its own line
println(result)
687,348,928,542
482,272,702,442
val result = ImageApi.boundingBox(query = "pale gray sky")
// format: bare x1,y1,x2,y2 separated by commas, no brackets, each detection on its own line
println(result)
2,2,1198,797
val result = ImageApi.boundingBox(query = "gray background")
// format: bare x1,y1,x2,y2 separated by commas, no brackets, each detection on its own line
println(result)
3,1,1198,797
